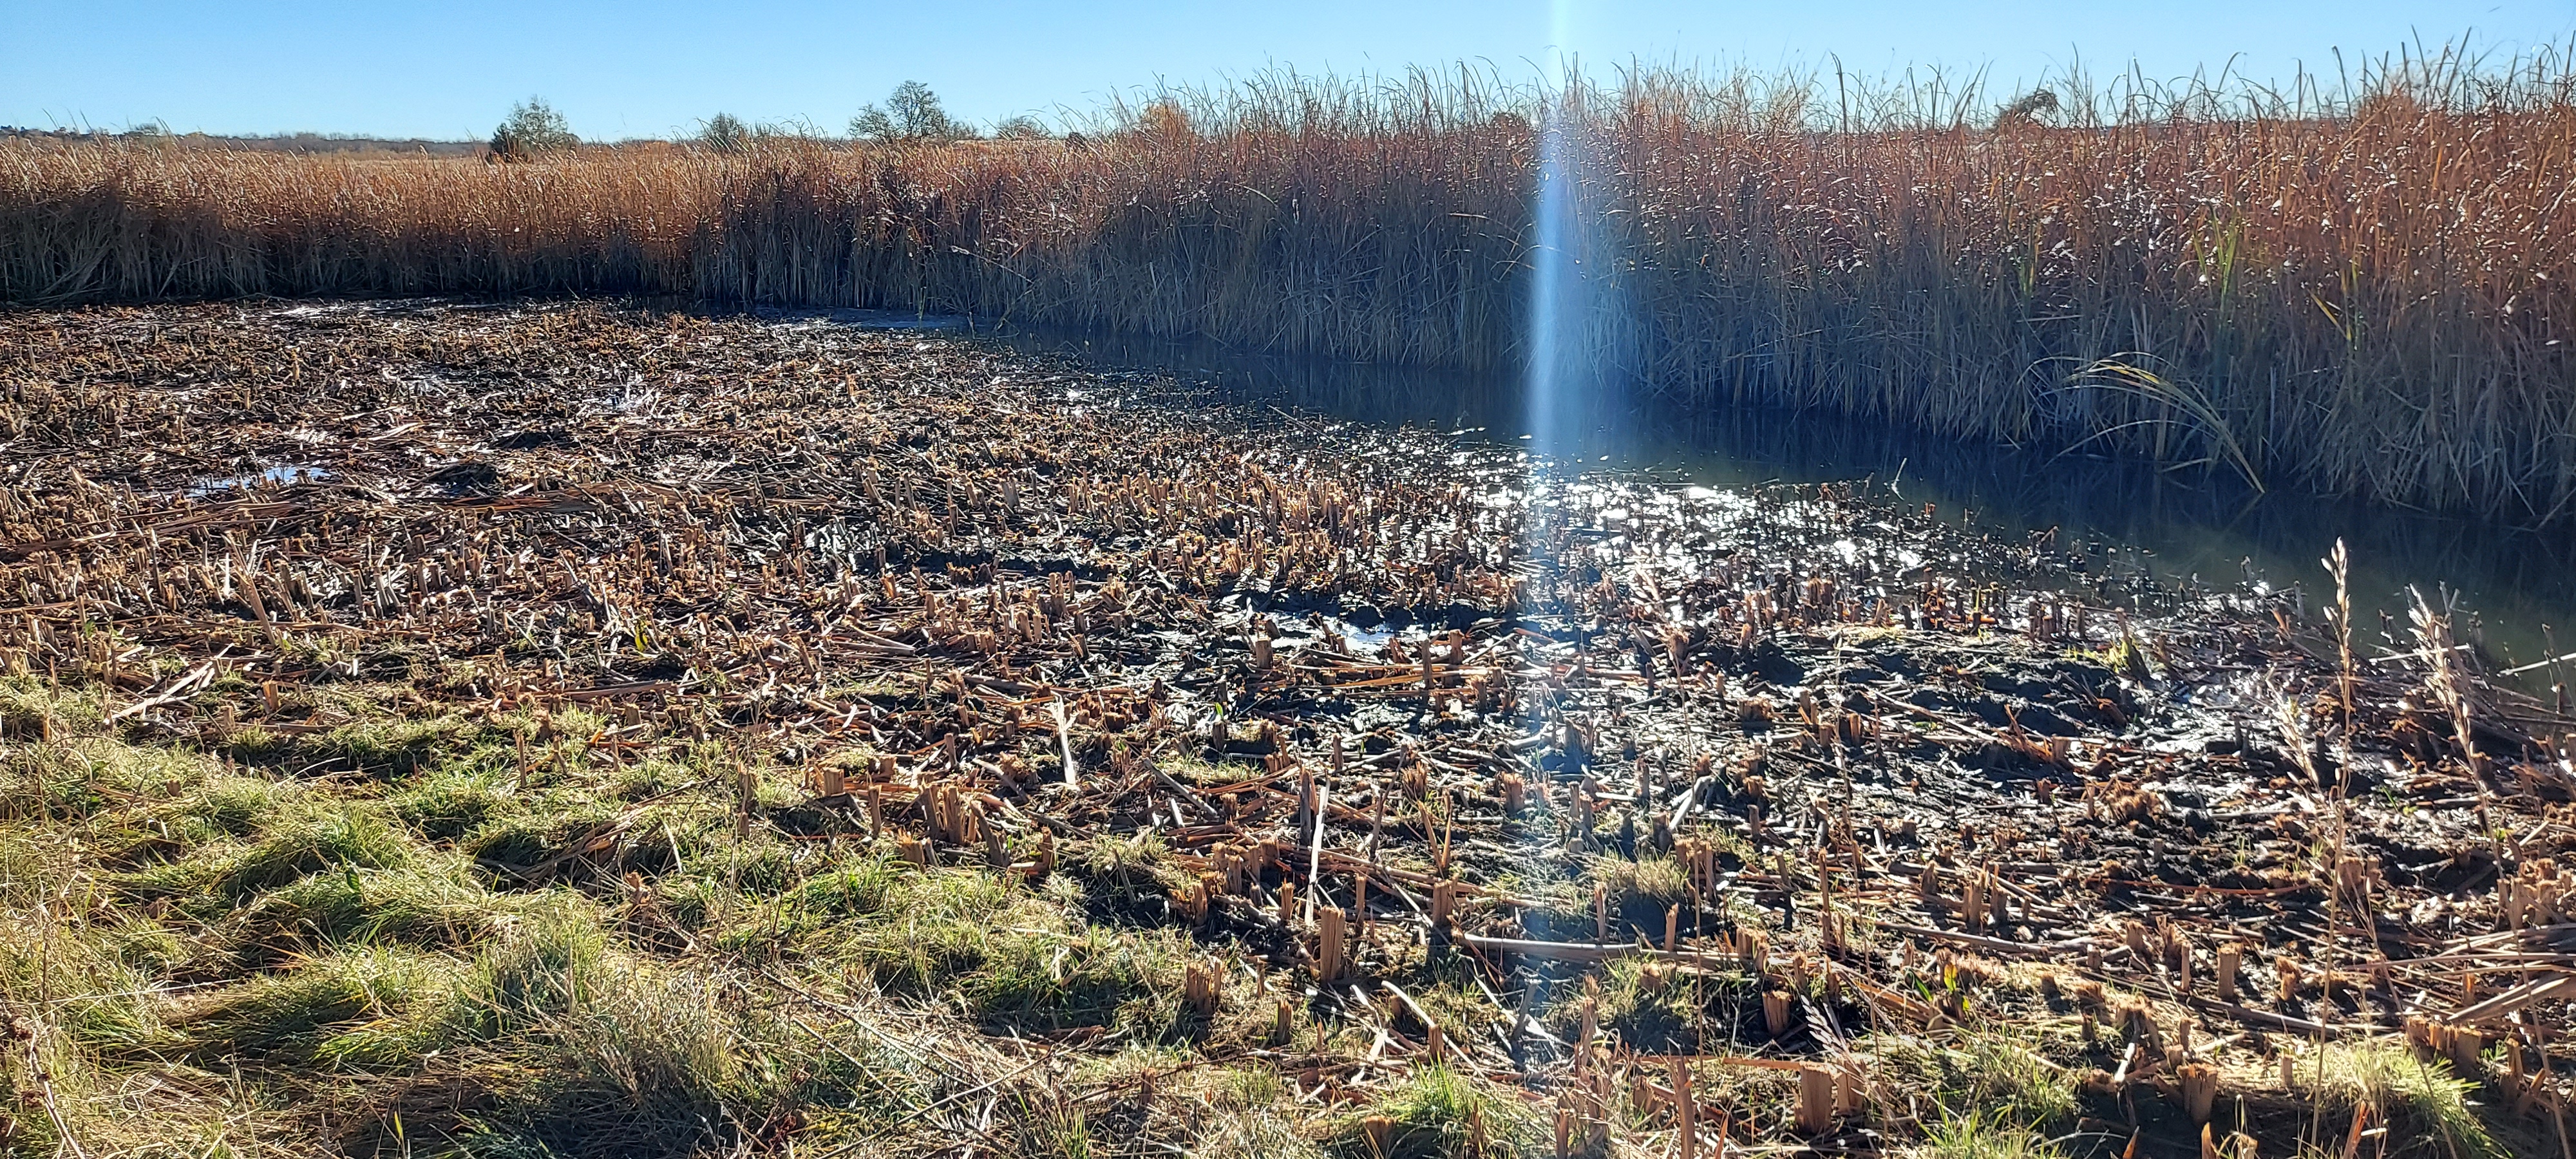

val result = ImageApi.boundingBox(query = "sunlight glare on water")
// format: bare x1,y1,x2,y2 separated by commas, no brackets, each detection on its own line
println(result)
1513,1,1599,977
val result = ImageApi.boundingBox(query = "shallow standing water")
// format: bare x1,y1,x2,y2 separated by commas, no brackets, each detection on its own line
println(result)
996,326,2576,688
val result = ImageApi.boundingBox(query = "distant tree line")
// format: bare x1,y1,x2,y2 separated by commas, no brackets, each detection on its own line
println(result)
0,125,483,156
696,80,1054,152
8,82,1060,162
474,82,1061,161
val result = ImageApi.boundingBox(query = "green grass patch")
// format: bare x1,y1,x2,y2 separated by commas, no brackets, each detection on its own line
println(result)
2307,1040,2505,1159
1551,954,1756,1053
1328,1064,1534,1159
170,947,450,1064
1869,1026,2079,1131
236,862,507,951
1911,1111,2069,1159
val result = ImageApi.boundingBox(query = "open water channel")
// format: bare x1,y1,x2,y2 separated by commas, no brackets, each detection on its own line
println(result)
994,326,2576,691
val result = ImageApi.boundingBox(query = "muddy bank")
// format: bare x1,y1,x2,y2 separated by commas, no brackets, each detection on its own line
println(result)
2,299,2570,1158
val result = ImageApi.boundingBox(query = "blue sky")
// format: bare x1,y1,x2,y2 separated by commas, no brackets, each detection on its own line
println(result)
6,1,2573,139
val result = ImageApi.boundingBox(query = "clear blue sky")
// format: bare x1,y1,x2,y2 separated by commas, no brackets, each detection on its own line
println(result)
6,1,2573,139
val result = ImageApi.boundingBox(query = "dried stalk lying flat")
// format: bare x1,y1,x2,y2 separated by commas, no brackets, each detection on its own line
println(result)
1,299,2569,1159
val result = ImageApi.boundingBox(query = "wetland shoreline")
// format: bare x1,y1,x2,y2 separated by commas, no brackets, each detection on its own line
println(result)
1,299,2569,1158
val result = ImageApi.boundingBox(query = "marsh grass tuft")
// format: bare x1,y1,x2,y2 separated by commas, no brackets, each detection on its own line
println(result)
234,862,507,954
1911,1111,2070,1159
172,946,450,1063
2306,1040,2505,1159
211,804,417,897
1553,954,1757,1053
1329,1064,1533,1159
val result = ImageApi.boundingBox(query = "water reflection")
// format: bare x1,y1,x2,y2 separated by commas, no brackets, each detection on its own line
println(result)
186,464,332,497
989,327,2576,682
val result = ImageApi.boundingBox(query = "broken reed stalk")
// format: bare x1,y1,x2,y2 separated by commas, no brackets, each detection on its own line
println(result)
1763,991,1794,1040
1672,1058,1696,1159
1183,962,1219,1017
1051,697,1077,786
1795,1065,1835,1136
1315,907,1347,982
1303,777,1329,925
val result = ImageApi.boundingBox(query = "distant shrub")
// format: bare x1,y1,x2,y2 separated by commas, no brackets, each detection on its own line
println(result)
698,111,753,155
1991,88,2060,131
1134,101,1193,143
849,80,972,142
489,97,578,161
992,115,1050,140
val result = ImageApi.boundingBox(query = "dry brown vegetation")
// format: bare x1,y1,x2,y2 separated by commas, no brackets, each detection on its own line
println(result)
1,301,2571,1158
5,47,2575,520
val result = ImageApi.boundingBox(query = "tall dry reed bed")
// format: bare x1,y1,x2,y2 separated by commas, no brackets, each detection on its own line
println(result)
5,57,2573,519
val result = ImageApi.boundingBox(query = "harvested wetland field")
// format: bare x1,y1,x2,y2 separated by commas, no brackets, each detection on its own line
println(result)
4,299,2575,1159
